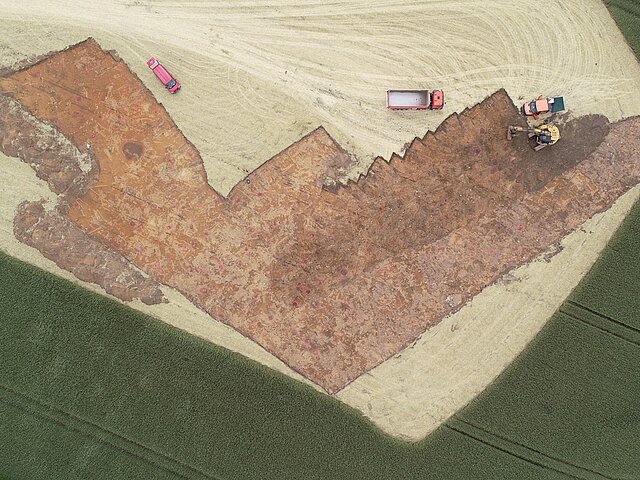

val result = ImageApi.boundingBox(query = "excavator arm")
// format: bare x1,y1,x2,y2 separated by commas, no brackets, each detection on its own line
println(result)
507,124,560,149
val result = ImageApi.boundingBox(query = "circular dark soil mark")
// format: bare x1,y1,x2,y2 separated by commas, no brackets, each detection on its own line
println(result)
123,142,143,159
512,114,610,193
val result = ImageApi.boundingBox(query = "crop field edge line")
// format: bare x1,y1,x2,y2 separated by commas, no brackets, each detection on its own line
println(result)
0,383,220,480
605,0,640,19
563,300,640,335
1,195,638,478
603,0,640,59
446,417,612,480
558,310,640,348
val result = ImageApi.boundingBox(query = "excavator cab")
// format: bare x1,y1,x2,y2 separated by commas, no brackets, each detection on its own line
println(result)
536,133,552,144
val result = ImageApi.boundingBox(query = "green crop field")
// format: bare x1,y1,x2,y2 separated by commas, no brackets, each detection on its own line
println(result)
604,0,640,58
1,197,639,479
0,253,556,479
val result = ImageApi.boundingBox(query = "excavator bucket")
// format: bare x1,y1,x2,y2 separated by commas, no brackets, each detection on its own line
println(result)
507,125,525,141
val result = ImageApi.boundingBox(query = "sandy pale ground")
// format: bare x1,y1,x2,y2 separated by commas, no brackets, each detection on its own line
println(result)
1,0,639,440
337,185,640,441
1,0,639,193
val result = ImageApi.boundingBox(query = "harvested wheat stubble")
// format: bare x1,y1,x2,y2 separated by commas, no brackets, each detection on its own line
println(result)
2,0,640,194
1,38,639,393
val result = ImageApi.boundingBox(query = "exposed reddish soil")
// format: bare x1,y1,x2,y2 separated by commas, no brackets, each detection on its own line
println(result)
0,90,165,304
0,94,98,203
0,39,638,392
14,201,165,305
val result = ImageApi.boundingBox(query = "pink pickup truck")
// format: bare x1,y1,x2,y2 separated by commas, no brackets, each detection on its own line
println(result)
146,57,180,93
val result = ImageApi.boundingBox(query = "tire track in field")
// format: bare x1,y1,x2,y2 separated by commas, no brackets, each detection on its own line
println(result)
0,383,220,480
446,417,612,479
1,0,639,193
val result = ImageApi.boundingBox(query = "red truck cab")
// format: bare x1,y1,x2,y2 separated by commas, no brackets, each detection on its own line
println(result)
146,57,180,93
522,96,565,118
430,90,445,109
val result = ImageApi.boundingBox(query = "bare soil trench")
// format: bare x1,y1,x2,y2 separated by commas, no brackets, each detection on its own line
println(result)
1,39,638,395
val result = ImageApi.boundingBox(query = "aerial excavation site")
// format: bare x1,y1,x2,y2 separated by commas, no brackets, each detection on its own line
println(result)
1,1,640,479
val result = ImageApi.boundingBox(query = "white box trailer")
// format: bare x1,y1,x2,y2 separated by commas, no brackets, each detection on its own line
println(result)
386,89,445,110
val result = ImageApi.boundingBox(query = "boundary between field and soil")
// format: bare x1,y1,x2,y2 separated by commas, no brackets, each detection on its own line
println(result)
603,0,640,58
1,197,639,479
1,2,640,478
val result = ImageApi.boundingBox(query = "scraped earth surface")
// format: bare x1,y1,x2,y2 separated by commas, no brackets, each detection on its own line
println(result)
1,0,640,193
1,40,639,392
0,92,165,304
14,201,165,305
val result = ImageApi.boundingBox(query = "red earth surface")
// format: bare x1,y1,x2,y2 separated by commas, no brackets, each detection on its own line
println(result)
1,39,638,392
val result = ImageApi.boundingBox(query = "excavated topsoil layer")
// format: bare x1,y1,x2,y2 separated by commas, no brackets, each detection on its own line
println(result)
0,90,165,305
1,39,638,393
14,201,165,305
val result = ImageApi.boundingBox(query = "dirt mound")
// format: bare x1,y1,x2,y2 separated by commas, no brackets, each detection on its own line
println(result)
14,201,165,305
0,85,164,305
0,39,638,392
